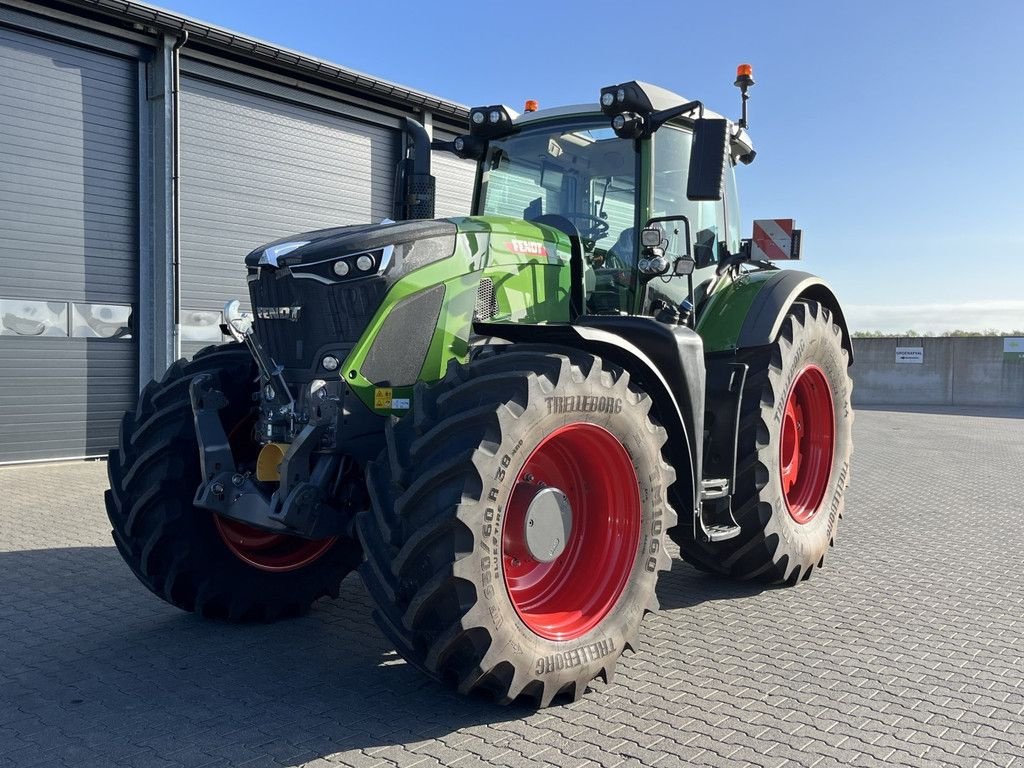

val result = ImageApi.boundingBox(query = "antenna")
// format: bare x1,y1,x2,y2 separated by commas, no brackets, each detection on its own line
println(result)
734,64,755,129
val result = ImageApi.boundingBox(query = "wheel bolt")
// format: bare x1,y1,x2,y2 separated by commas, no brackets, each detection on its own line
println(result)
231,473,245,487
211,482,224,496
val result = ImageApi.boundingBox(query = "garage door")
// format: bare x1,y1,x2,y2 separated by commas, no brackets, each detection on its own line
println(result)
0,26,137,463
178,76,399,356
433,149,476,219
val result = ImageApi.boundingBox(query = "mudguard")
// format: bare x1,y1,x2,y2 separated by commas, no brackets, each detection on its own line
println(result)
699,270,853,361
475,317,704,518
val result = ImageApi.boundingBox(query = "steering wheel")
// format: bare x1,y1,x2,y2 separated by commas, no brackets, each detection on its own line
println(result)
561,213,609,248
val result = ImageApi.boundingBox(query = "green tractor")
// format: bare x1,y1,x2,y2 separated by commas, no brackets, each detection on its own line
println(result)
106,69,853,707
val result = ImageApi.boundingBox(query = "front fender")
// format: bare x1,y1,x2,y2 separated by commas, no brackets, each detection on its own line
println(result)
474,318,703,519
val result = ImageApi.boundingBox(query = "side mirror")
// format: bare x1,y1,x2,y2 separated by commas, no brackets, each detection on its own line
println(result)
687,118,729,202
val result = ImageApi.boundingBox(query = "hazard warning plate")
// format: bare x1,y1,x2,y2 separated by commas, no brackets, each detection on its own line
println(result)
751,219,802,261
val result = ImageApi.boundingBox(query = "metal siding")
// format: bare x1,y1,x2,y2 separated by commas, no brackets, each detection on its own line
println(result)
0,25,137,462
432,151,475,219
178,75,399,348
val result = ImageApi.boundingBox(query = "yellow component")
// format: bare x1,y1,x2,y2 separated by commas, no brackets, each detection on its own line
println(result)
256,442,288,482
374,387,393,410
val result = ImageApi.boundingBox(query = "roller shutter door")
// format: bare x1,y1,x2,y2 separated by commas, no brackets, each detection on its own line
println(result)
0,25,137,463
432,150,476,219
178,76,399,356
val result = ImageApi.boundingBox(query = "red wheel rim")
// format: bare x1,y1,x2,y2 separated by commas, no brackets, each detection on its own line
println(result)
213,515,336,573
502,423,641,641
212,414,336,573
780,365,835,524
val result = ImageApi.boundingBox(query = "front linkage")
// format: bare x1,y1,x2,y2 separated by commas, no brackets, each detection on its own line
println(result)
190,304,354,541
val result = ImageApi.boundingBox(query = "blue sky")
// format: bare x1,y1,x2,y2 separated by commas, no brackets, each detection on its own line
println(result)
161,0,1023,332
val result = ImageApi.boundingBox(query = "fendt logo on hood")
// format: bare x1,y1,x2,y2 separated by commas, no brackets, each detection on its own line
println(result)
506,239,549,258
255,306,302,321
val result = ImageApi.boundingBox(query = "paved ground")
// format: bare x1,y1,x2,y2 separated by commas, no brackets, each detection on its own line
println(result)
1,407,1022,768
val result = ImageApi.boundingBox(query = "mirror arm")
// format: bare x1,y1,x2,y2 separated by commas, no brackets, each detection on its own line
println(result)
715,239,779,276
648,100,704,134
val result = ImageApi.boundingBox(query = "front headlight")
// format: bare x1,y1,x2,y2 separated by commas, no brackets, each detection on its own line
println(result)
288,245,394,285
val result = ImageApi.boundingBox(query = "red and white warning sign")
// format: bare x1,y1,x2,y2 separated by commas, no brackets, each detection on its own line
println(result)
751,219,802,261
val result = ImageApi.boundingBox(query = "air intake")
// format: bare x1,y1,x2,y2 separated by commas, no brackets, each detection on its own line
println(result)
474,278,497,321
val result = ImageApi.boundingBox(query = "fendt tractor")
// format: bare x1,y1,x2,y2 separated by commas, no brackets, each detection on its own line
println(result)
107,67,854,707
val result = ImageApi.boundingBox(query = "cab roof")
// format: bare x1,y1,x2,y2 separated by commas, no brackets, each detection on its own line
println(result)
514,82,730,127
509,82,753,157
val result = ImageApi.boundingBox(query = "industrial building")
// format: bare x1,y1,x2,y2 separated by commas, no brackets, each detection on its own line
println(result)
0,0,475,463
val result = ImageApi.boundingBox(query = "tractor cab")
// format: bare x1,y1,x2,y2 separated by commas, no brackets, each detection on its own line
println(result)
436,81,756,322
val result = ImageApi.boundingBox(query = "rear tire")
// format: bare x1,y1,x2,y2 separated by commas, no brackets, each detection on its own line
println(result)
357,348,676,706
105,343,362,621
674,300,853,584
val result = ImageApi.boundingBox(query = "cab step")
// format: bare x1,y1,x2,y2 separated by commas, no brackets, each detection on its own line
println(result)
698,478,741,541
703,523,742,542
700,478,730,500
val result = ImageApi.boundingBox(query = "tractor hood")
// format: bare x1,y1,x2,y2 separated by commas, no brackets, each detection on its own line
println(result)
245,219,458,271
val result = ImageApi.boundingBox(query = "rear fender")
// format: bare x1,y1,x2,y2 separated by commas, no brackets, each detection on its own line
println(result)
737,271,853,361
700,270,853,361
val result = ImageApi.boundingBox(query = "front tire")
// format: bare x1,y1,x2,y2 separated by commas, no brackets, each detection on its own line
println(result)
674,300,854,584
105,344,362,621
357,348,676,706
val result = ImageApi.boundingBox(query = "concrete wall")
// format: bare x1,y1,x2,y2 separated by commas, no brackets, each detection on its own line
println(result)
851,337,1024,406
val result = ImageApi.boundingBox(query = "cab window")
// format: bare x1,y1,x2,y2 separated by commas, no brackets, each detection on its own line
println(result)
652,125,726,268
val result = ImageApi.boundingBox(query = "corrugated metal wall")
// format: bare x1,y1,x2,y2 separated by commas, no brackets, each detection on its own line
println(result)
177,76,400,357
0,25,137,462
0,8,475,463
432,151,476,219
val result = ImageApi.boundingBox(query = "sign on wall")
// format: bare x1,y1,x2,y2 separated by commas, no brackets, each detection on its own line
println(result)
1004,338,1024,362
895,347,924,364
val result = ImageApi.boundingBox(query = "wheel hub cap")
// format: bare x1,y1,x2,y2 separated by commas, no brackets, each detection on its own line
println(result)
523,487,573,563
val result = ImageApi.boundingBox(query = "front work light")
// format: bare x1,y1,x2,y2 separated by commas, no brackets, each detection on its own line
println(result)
467,104,518,139
599,81,704,140
599,82,657,118
611,112,645,139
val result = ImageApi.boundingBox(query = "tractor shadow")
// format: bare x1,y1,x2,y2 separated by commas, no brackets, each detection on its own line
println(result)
0,547,524,766
655,554,772,611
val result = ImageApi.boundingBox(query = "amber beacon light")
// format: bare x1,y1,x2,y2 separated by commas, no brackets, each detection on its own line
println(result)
524,99,539,113
734,63,755,129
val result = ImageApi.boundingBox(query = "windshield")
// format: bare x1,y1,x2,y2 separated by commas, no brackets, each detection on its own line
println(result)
479,119,639,266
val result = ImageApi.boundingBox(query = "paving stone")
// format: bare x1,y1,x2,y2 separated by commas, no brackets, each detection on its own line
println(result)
1,408,1022,767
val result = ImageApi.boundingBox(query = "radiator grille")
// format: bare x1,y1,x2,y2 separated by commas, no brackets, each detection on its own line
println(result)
248,270,387,371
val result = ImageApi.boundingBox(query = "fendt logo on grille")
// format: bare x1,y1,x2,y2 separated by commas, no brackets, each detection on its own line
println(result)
255,306,302,321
